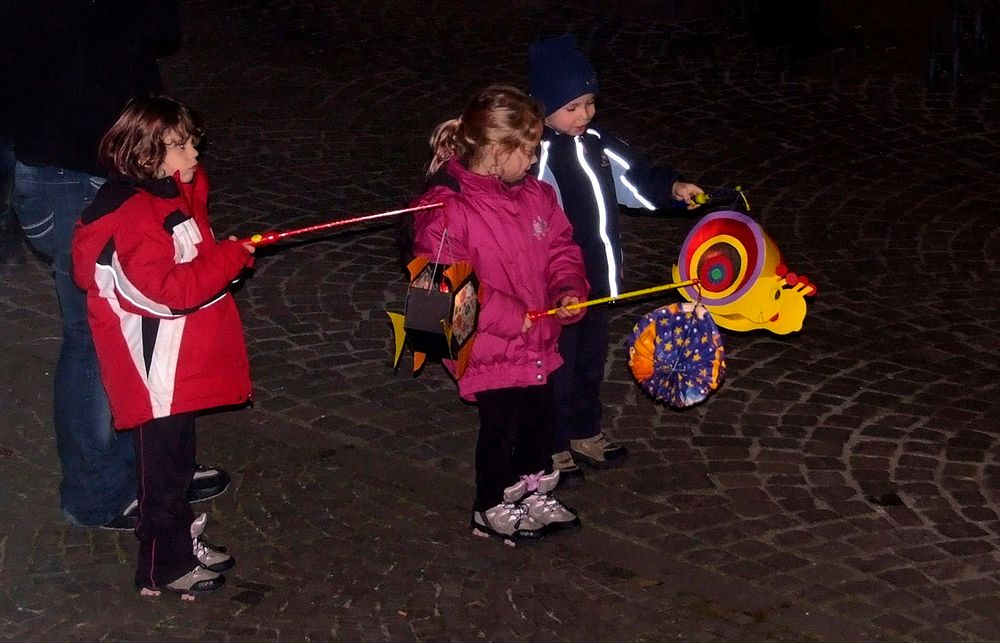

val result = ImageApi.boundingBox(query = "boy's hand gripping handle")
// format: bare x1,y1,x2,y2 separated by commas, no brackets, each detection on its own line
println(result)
692,185,750,211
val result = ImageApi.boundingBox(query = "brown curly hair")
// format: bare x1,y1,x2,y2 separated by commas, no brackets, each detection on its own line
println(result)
99,95,204,181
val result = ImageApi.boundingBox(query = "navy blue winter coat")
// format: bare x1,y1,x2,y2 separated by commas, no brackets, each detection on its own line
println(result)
535,125,680,298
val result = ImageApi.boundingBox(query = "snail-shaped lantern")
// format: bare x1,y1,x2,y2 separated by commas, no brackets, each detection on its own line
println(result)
671,210,816,334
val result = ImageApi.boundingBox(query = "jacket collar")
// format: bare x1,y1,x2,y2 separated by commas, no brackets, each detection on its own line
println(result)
107,171,180,198
446,159,528,193
109,166,206,199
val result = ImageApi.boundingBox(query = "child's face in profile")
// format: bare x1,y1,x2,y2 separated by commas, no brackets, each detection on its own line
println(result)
545,93,596,136
494,135,540,184
158,130,199,183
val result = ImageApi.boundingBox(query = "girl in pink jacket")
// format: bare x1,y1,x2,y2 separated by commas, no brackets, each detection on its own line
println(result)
411,85,589,545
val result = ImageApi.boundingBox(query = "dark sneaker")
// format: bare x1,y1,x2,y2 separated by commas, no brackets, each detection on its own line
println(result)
551,450,585,488
188,464,230,503
191,513,234,572
100,499,138,531
570,433,628,469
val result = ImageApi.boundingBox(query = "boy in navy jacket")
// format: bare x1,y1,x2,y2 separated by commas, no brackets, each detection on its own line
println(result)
528,35,704,484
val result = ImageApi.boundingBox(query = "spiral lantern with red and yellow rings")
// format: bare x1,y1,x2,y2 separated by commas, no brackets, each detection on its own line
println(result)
675,210,775,306
672,210,816,334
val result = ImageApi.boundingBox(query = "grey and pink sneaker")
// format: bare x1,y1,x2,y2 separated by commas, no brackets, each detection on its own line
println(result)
520,470,580,531
471,479,546,546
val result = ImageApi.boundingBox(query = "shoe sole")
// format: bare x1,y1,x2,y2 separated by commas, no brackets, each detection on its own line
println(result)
201,557,236,573
187,479,230,503
470,516,546,546
570,450,628,470
137,575,226,597
542,517,582,532
99,518,138,531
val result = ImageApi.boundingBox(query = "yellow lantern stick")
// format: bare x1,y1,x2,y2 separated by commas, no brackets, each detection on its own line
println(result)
527,278,700,320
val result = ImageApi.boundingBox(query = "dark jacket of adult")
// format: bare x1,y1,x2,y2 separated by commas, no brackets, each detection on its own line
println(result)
8,0,181,175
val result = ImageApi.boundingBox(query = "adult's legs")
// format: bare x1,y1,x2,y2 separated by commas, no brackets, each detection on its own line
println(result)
13,162,135,526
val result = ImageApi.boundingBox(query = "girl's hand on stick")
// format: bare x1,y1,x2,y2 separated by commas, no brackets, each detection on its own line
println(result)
555,295,581,319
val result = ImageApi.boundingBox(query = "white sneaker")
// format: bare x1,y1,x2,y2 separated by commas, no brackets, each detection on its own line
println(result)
471,480,546,545
167,565,225,593
139,565,225,599
520,470,580,531
191,513,235,572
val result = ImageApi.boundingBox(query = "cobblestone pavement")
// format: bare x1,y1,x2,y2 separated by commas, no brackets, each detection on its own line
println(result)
2,1,999,641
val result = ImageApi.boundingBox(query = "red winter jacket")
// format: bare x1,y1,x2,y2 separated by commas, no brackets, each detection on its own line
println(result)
72,167,253,429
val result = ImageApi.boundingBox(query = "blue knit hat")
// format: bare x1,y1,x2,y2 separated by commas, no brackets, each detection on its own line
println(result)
528,35,599,116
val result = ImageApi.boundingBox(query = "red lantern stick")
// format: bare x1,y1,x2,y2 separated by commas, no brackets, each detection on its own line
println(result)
240,202,444,247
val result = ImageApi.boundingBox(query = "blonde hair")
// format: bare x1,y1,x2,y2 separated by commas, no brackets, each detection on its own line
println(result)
100,95,203,181
426,84,544,178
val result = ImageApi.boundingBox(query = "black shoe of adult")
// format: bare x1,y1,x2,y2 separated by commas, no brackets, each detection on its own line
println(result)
100,499,139,531
188,465,231,503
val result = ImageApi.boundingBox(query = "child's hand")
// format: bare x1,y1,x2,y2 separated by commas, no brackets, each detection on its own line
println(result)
521,313,533,333
672,182,704,210
554,295,582,319
228,235,256,254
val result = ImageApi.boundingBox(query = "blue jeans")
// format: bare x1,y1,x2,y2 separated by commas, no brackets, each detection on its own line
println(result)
13,162,136,526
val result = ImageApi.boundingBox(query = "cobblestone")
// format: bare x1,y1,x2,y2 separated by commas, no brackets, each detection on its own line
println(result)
3,1,1000,641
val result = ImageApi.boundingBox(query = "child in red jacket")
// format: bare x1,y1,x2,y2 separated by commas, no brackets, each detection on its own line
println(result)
72,96,254,598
